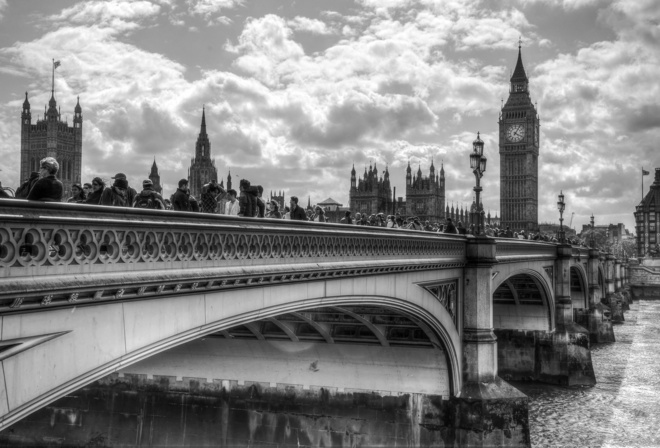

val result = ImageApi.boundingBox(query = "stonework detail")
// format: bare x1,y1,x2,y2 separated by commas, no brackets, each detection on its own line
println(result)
421,280,458,325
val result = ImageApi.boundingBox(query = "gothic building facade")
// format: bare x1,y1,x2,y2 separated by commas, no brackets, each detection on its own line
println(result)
20,91,82,200
405,161,445,222
187,108,218,199
349,164,393,215
499,43,540,231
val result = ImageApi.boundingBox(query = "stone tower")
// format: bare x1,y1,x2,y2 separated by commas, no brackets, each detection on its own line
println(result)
149,158,162,194
405,161,445,223
499,42,540,231
20,86,82,201
188,107,218,199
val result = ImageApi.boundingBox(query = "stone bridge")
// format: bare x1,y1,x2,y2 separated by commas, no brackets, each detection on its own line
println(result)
0,200,630,446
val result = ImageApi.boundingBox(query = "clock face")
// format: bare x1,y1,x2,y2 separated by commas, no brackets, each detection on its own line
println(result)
506,124,525,142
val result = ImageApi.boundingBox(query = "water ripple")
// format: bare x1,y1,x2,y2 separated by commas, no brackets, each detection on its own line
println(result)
513,300,660,448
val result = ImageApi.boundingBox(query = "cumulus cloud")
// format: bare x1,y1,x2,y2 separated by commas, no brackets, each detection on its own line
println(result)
48,0,161,33
186,0,242,24
288,16,336,35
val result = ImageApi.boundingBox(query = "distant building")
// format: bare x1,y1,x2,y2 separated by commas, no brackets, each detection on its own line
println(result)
269,190,285,210
20,88,82,200
539,223,577,237
349,164,392,216
634,168,660,256
149,158,162,194
187,107,218,199
405,161,445,223
579,223,629,244
499,42,540,231
317,197,343,212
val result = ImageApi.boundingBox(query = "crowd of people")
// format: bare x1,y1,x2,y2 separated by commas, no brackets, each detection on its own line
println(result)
1,156,588,245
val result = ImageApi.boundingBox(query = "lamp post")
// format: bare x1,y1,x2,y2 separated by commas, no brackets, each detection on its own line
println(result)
557,191,566,243
469,132,487,235
590,214,595,248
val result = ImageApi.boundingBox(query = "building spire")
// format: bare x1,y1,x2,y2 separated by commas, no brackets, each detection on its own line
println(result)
200,105,207,135
510,40,528,83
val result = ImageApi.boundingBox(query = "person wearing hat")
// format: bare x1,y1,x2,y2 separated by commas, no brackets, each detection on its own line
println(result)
172,178,192,211
27,157,63,202
67,183,86,203
133,179,165,210
101,173,137,207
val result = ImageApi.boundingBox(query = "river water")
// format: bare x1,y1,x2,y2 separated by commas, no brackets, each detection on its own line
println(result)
514,299,660,448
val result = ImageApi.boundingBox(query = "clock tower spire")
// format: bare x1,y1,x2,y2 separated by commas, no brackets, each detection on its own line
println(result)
499,41,540,231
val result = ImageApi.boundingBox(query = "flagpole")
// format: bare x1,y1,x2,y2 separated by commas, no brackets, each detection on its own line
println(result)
642,167,644,202
51,58,55,96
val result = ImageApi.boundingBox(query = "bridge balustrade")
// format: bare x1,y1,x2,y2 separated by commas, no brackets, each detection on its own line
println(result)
494,237,557,262
0,200,467,312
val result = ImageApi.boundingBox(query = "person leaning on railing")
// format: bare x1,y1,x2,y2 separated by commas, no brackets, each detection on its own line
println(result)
27,157,63,202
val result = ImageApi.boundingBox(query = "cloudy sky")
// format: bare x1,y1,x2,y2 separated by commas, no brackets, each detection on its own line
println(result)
0,0,657,230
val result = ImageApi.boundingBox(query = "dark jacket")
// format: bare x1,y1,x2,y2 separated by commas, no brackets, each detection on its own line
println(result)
15,173,40,199
85,189,103,205
444,222,458,234
100,179,136,207
172,188,191,211
290,204,308,221
256,197,266,218
26,175,63,202
457,224,467,235
239,187,258,217
100,186,129,207
133,186,165,210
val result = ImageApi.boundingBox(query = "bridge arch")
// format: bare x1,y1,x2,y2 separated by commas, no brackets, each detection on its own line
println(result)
0,274,462,429
492,269,554,331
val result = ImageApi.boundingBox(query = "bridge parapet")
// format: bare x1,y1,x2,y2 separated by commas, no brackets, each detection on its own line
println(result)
0,200,467,313
494,238,557,262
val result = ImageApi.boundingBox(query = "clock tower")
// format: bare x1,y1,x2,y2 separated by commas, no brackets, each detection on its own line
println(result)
499,42,540,231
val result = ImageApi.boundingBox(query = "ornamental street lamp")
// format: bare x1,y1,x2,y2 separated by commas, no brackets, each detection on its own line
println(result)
590,214,595,248
557,191,566,243
469,132,487,235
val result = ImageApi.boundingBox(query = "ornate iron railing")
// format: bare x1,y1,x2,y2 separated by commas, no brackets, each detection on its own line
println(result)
0,200,467,311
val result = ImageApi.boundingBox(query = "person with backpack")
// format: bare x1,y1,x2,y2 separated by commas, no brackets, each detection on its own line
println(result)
100,173,134,207
133,179,165,210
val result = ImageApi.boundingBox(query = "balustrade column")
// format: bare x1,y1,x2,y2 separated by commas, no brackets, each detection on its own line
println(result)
554,244,574,328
